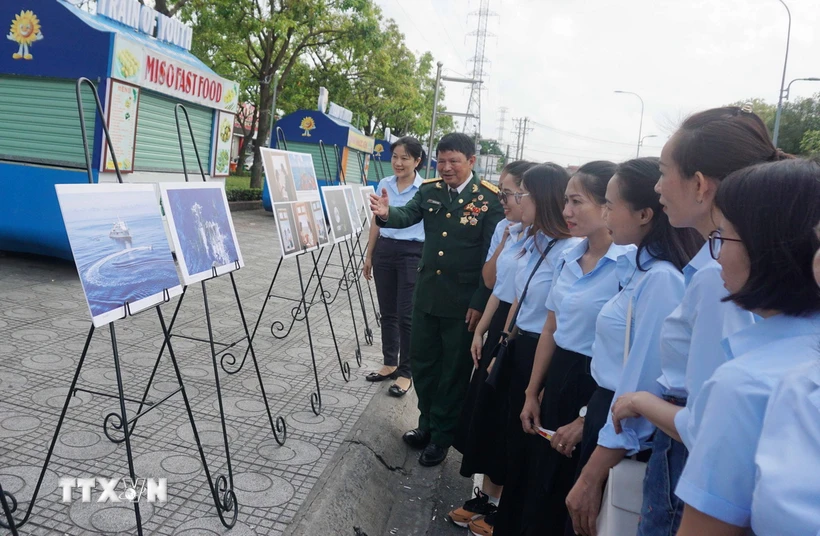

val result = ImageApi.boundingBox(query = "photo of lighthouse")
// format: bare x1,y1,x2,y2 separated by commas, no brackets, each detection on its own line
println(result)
160,182,244,285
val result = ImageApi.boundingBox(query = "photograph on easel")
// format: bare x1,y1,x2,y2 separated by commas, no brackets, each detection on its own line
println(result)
273,202,300,259
287,152,320,198
159,182,244,285
55,183,183,327
343,186,362,233
311,200,330,247
359,185,375,229
321,185,354,242
293,201,319,252
260,148,298,202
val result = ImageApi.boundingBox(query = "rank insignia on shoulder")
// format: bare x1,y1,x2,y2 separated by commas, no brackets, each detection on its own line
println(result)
422,178,443,185
480,180,499,194
471,184,479,193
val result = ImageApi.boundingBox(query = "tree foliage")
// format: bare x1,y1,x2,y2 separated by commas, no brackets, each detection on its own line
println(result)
729,94,820,155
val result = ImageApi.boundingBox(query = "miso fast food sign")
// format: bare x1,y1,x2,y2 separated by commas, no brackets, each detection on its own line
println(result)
110,35,239,113
97,0,192,51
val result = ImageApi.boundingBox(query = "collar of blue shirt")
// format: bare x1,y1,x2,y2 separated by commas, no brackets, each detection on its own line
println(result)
615,248,658,288
561,238,636,278
683,241,715,285
387,173,423,194
721,312,820,360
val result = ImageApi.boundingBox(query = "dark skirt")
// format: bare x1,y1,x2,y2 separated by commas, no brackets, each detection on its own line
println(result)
454,300,512,482
495,345,597,536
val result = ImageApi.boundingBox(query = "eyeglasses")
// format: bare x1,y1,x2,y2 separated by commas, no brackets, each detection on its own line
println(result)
708,229,743,260
497,191,531,205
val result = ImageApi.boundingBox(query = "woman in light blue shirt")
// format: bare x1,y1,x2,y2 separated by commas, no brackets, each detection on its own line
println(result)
610,107,781,536
563,158,702,536
750,221,820,536
451,160,534,522
363,136,425,396
496,161,626,536
674,159,820,535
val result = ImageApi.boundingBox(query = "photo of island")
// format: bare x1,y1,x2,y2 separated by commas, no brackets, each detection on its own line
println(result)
287,152,319,198
160,182,244,285
55,184,183,327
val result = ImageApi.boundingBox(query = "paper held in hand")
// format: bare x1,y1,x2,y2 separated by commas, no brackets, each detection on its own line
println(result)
536,426,556,440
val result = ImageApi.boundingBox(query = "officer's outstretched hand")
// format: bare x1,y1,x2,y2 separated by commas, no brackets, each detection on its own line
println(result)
369,189,390,220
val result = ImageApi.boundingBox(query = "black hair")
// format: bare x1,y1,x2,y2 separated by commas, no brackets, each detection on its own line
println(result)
501,160,535,187
573,160,618,204
715,158,820,316
436,132,476,159
390,136,427,172
522,163,572,243
672,106,790,182
615,157,704,271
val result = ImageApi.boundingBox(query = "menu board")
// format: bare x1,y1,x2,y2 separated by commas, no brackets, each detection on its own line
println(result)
103,80,140,173
212,111,234,177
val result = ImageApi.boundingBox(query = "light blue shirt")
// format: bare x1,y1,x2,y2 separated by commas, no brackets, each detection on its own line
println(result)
513,233,581,334
492,223,528,304
486,218,512,261
595,250,686,454
545,240,635,356
752,359,820,536
675,313,820,527
655,243,757,448
376,174,425,242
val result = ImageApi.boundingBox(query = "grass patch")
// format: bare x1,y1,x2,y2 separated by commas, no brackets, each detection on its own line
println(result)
226,176,251,189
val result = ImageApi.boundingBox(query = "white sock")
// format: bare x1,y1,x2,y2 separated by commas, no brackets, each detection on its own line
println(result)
487,494,500,506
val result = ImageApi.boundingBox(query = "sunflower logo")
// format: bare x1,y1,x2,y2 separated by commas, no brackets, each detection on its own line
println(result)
7,10,43,60
373,143,384,158
300,116,316,137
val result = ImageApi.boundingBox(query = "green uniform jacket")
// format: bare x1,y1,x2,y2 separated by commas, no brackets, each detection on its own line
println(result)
376,173,504,318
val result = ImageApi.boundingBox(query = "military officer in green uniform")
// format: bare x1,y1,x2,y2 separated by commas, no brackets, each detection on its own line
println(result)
369,133,504,466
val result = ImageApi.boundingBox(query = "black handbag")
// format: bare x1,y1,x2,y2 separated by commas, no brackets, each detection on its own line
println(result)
486,238,557,387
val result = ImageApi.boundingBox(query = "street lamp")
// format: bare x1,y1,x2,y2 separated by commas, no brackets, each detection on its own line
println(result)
639,134,658,156
615,90,644,158
783,77,820,100
772,0,791,147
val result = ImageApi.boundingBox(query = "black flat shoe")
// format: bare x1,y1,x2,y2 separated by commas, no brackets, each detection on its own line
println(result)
365,370,397,382
419,443,449,467
388,380,412,397
402,428,431,449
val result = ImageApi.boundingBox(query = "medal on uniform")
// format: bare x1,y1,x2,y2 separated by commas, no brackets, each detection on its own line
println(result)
460,216,469,225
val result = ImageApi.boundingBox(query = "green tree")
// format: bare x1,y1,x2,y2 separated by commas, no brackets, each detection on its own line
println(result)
729,95,820,154
182,0,381,188
800,129,820,156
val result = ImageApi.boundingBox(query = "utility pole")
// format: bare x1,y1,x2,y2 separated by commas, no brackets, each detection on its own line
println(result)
511,118,523,160
497,107,508,143
519,117,531,159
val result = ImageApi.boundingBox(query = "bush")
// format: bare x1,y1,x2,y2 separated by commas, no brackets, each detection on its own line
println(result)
226,188,262,202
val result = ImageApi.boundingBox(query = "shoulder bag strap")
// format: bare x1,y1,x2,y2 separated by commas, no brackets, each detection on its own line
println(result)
506,238,558,333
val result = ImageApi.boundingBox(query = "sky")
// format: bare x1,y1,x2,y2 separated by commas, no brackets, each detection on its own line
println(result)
372,0,820,166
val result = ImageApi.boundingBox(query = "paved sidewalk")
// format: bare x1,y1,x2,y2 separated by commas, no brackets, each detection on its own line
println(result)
0,209,411,535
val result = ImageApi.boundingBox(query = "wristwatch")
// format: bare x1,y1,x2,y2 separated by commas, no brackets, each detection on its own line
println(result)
579,406,587,419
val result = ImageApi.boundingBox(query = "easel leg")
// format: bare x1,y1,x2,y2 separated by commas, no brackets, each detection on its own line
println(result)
357,236,381,328
344,239,373,346
229,272,287,445
107,323,143,535
309,251,350,380
155,306,238,528
337,244,363,366
200,281,236,505
2,325,95,530
0,467,20,536
296,255,323,415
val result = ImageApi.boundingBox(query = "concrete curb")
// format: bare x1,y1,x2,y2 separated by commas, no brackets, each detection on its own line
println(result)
284,383,472,536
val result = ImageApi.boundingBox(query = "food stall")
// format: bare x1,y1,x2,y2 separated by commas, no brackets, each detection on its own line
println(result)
0,0,239,259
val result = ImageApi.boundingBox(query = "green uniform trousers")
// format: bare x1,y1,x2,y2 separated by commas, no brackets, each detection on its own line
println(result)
410,307,475,448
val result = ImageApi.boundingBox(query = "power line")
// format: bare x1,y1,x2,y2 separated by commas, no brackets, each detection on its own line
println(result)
530,120,638,148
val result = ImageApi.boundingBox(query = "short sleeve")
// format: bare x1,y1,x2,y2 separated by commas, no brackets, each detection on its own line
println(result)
675,367,769,527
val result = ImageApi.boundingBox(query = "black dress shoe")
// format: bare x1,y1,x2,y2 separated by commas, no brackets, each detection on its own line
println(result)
402,428,431,449
388,379,412,397
419,443,449,467
365,370,397,382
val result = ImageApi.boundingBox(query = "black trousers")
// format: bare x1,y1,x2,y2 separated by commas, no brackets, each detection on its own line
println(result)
372,237,423,379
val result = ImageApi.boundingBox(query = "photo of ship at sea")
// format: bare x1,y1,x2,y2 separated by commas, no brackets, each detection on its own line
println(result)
160,182,244,285
55,184,183,328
